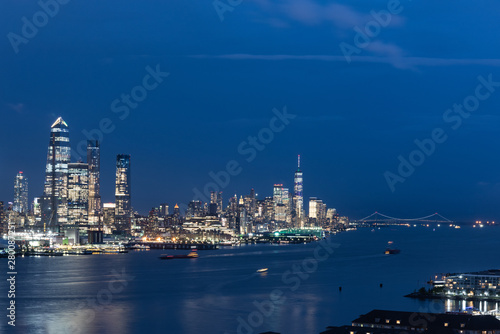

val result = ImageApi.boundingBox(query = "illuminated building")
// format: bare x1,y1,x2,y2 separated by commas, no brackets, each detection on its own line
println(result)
115,154,131,232
102,203,116,233
273,184,284,204
293,155,304,226
445,270,500,297
87,140,101,225
67,162,89,225
32,197,41,216
308,197,326,227
13,171,28,213
309,197,318,219
41,117,71,229
210,191,223,215
187,200,203,218
159,203,169,217
263,196,274,221
173,203,180,217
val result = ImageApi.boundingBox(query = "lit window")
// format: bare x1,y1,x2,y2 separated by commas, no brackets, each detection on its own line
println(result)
444,323,448,327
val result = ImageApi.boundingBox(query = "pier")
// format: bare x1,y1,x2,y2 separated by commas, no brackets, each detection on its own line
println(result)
131,242,219,250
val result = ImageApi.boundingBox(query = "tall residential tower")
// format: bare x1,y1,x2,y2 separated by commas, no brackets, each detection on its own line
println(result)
67,162,89,225
87,140,101,225
13,171,28,214
115,154,131,232
41,117,71,229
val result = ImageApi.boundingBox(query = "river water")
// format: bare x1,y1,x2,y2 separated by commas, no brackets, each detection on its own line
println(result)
1,224,499,334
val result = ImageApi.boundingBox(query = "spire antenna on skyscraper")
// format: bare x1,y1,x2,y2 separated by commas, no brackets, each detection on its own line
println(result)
298,155,301,170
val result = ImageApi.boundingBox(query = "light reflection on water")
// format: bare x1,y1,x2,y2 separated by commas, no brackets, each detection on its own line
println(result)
445,299,500,313
4,225,500,333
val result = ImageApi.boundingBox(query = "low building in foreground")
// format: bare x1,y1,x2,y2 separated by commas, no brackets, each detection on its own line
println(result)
322,309,500,334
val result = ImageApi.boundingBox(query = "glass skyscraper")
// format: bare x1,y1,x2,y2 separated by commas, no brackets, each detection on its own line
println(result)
13,171,28,214
115,154,131,232
293,155,304,226
87,140,101,225
67,162,89,225
41,117,71,229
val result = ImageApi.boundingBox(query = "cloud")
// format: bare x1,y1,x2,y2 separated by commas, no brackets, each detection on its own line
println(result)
6,103,25,113
191,54,500,69
365,41,404,58
254,0,404,29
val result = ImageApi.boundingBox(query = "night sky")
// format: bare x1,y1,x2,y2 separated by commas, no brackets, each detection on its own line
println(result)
1,0,500,222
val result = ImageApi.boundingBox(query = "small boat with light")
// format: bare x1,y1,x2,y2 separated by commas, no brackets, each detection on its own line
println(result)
160,250,199,260
384,241,401,255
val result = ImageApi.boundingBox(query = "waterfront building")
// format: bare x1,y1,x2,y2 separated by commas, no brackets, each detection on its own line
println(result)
321,309,500,334
308,197,326,226
67,162,89,225
41,117,71,229
13,171,28,214
445,269,500,297
293,155,304,227
87,140,101,225
115,154,131,232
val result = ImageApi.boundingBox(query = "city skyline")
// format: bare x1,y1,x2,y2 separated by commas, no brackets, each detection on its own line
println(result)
0,115,498,222
3,2,500,333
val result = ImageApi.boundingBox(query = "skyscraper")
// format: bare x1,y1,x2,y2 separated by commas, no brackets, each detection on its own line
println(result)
87,140,101,225
293,155,304,226
273,184,286,222
159,204,169,217
41,117,71,229
273,184,284,204
13,171,28,214
210,191,223,215
67,162,89,225
115,154,131,232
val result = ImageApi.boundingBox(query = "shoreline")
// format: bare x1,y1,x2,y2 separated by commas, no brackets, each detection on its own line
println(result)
405,291,500,303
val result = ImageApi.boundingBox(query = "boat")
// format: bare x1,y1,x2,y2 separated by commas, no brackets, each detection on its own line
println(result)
385,241,401,255
160,250,199,260
257,268,268,273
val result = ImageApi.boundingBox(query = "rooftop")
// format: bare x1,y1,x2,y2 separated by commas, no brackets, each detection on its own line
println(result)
352,309,500,331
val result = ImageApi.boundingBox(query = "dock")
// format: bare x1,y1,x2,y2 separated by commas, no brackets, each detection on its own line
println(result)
130,242,218,250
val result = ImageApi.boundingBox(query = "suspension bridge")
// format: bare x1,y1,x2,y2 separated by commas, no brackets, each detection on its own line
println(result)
355,212,454,224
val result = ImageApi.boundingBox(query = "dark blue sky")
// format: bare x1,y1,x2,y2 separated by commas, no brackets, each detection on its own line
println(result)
1,0,500,221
